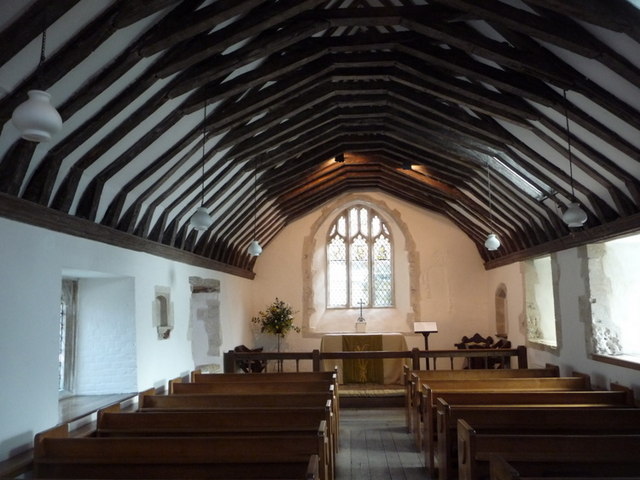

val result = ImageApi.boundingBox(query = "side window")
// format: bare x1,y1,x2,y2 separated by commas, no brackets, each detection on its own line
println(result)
524,255,560,350
59,279,78,395
585,236,640,368
326,205,393,308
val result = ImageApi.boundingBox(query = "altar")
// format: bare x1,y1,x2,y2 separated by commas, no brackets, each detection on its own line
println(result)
320,333,408,385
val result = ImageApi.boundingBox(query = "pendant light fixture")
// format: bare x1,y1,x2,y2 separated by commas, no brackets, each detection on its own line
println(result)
190,101,213,231
247,156,262,256
484,162,501,251
11,16,62,142
561,90,588,228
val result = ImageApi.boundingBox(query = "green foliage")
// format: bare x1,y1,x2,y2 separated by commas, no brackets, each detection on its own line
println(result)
251,298,300,336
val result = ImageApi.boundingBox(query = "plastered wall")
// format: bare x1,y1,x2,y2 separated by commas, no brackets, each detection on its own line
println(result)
0,217,254,461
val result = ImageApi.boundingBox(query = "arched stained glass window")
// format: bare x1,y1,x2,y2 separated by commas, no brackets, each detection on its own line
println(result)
327,205,393,308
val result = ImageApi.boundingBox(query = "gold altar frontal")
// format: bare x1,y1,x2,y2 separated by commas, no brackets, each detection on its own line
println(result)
320,333,408,385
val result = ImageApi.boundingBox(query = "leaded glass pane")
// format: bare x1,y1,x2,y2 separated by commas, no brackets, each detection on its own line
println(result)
337,215,346,237
350,234,369,307
328,236,347,307
373,236,392,306
359,208,368,236
371,215,381,237
349,208,358,238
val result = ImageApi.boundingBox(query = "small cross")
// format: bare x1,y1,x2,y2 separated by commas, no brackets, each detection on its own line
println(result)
357,299,365,322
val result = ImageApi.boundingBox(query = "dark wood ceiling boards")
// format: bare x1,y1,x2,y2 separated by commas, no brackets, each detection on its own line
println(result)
2,0,640,276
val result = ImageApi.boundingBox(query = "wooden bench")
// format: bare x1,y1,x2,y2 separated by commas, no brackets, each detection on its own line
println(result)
181,370,340,426
140,392,334,410
171,381,335,395
421,389,631,477
404,366,560,433
416,376,591,461
34,423,325,480
166,383,338,445
139,392,338,454
97,407,335,480
437,405,640,480
191,370,337,384
489,454,640,480
457,420,640,480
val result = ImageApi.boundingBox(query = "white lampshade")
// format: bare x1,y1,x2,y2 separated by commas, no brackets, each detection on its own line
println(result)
248,239,263,256
190,206,213,231
562,202,587,228
484,233,500,251
11,90,62,142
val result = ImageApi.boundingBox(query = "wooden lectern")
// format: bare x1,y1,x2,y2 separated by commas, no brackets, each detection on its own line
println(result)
413,322,438,370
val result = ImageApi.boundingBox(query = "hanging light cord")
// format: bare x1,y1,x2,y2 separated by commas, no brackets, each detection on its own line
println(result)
563,90,576,200
487,163,494,230
37,11,48,89
40,26,47,65
253,157,258,239
200,101,206,206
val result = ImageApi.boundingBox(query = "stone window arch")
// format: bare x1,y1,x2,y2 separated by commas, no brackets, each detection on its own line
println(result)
302,193,420,336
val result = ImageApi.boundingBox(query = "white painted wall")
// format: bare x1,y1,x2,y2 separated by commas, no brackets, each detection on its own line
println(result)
0,217,254,461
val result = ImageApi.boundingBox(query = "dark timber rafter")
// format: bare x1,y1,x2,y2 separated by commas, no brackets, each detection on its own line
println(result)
2,0,640,273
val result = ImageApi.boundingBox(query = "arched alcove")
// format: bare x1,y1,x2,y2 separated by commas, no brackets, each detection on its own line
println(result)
495,284,508,337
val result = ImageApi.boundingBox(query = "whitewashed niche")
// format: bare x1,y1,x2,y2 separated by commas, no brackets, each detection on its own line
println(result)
153,286,174,339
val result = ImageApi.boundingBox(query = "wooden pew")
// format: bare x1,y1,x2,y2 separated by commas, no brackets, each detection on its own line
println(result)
171,381,335,395
166,383,338,448
140,392,334,410
457,420,640,480
404,366,560,433
421,389,631,478
97,408,335,480
182,370,340,427
34,423,325,480
489,454,640,480
437,405,640,480
415,376,591,461
139,392,338,457
191,370,337,384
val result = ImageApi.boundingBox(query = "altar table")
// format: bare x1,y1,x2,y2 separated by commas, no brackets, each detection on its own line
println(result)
320,333,408,385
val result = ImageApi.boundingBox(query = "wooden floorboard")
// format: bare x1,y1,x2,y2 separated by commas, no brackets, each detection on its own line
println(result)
336,408,427,480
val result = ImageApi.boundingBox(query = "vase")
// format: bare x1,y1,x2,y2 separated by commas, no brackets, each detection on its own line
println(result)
276,334,283,372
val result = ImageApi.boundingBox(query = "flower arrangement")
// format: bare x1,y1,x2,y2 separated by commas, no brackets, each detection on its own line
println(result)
251,298,300,337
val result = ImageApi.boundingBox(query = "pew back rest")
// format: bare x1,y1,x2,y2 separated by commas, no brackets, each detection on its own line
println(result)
97,409,329,434
35,425,327,479
421,376,589,392
140,393,333,410
457,419,640,480
171,381,334,395
440,405,640,433
191,371,337,384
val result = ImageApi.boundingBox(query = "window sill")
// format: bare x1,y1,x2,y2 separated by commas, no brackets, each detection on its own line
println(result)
526,338,558,353
592,353,640,371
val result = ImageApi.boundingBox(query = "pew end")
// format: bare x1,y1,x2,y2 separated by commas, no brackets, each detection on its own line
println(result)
489,455,519,480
